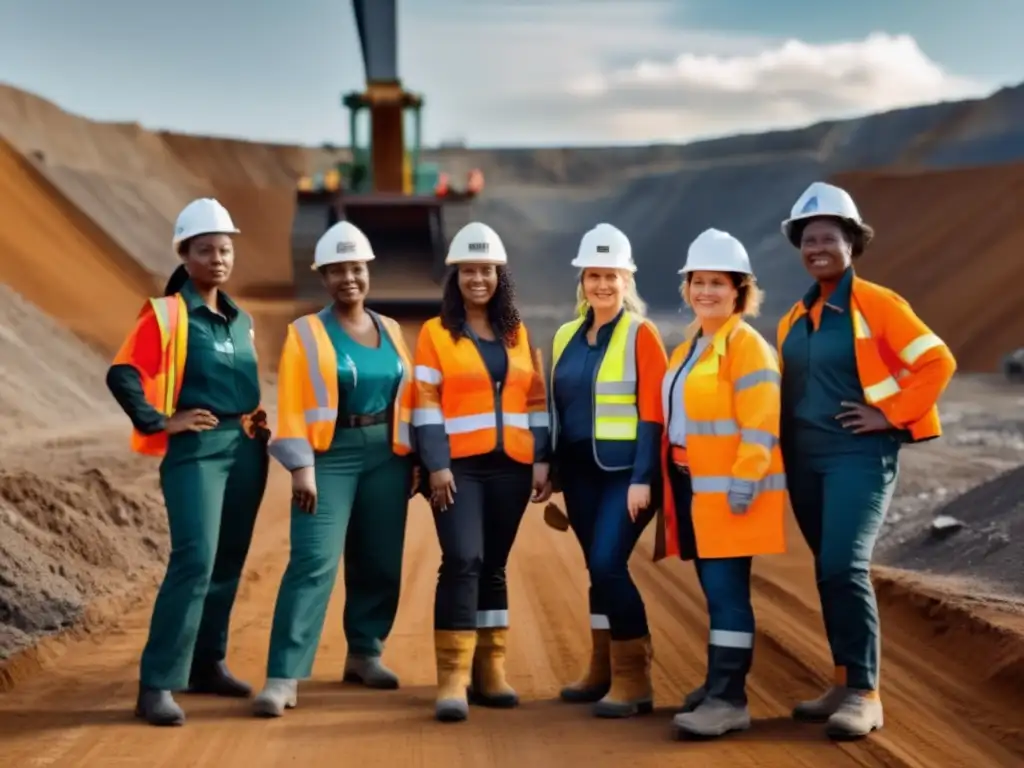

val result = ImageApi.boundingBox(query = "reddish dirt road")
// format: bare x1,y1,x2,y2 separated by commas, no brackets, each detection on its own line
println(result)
2,451,1022,767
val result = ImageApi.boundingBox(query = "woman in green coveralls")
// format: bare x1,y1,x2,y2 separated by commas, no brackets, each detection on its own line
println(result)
253,220,417,717
106,198,270,727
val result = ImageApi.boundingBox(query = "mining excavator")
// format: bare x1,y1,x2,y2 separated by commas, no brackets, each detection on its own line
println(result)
291,0,483,314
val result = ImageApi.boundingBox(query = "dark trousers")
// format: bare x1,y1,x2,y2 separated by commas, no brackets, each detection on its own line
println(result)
141,421,268,690
433,452,532,630
669,465,754,705
784,442,898,692
559,442,653,641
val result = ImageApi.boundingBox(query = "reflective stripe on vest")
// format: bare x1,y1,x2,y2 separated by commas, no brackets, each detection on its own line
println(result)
852,309,944,405
550,312,641,447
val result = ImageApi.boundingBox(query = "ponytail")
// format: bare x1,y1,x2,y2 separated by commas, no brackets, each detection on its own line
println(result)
164,264,189,296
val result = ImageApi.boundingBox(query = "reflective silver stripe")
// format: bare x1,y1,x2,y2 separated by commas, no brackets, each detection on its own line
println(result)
900,333,944,365
268,437,315,470
305,406,338,423
595,381,636,395
412,407,444,426
528,411,550,428
853,310,872,339
709,629,754,649
476,609,509,628
415,364,442,385
504,412,530,429
691,473,787,494
734,369,781,391
687,418,739,436
294,316,330,415
446,412,496,433
590,614,610,630
595,403,638,419
741,428,777,448
397,420,411,447
864,376,900,403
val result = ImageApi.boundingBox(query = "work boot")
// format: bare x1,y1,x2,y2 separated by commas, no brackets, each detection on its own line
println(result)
559,628,611,703
592,636,654,718
252,678,298,718
469,627,518,708
792,685,852,722
672,697,751,739
187,660,252,698
677,683,707,713
343,654,400,690
135,686,185,727
434,630,477,723
825,692,884,740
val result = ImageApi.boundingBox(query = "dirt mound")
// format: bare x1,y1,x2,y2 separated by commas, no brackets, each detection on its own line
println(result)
831,163,1024,372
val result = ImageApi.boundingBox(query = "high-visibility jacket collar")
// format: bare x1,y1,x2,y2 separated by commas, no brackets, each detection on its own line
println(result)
799,266,853,312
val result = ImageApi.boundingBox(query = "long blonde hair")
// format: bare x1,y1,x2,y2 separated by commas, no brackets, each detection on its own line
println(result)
574,269,648,318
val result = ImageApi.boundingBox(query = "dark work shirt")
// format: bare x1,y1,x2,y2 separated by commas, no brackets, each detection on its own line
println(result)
106,280,261,433
553,309,620,445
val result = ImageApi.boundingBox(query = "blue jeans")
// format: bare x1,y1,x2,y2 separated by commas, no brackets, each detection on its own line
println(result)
559,442,654,641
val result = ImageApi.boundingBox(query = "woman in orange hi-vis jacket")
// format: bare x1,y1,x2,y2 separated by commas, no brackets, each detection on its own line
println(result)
549,223,668,720
777,182,956,741
654,228,785,741
106,198,270,727
252,221,417,718
412,221,550,724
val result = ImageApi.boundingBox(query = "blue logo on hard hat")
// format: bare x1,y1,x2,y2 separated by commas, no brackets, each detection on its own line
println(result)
800,196,819,214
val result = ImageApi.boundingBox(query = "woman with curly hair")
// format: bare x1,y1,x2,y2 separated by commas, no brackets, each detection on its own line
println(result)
412,221,550,723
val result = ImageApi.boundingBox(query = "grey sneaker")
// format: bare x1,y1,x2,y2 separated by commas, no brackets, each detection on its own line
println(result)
792,685,852,723
343,655,400,690
252,678,298,718
672,697,751,739
825,692,883,740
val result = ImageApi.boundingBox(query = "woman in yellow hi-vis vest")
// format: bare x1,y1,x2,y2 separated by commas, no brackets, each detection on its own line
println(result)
412,221,550,723
548,223,668,719
252,221,417,717
106,198,270,727
777,182,956,740
654,229,786,740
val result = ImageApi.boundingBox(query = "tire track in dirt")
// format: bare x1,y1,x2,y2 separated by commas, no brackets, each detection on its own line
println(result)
4,476,1021,766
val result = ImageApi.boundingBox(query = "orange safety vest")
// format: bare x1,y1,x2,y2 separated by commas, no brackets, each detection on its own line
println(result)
655,314,786,561
269,309,414,470
412,317,547,465
111,295,189,457
777,275,956,442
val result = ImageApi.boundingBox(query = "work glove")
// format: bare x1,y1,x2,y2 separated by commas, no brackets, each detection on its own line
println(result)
727,479,755,515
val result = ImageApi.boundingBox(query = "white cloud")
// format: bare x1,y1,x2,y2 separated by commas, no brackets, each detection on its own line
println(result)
401,5,991,146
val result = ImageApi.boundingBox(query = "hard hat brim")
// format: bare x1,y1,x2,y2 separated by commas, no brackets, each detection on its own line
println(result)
571,257,637,272
444,256,507,265
172,226,241,247
781,212,864,241
678,264,753,275
312,254,376,271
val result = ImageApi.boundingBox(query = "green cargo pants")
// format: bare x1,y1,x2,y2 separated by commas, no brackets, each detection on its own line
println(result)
784,442,899,692
266,423,412,680
140,420,269,690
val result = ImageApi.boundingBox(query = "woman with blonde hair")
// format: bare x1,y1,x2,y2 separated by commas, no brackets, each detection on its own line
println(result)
548,223,668,719
656,228,786,740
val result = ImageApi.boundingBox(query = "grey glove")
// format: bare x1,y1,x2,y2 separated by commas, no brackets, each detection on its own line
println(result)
727,479,755,515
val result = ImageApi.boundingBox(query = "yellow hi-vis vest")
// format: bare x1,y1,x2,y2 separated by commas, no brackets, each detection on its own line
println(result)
550,311,642,450
269,309,414,471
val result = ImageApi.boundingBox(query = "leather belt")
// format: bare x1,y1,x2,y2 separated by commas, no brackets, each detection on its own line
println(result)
338,411,389,428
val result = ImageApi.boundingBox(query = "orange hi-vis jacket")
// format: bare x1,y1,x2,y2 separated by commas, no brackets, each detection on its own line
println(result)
777,275,956,442
269,309,414,471
655,314,786,561
412,318,547,466
112,294,190,457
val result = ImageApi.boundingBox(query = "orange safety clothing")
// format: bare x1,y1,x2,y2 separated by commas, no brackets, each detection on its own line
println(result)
655,314,786,561
777,275,956,442
269,310,414,470
112,295,189,456
412,318,547,465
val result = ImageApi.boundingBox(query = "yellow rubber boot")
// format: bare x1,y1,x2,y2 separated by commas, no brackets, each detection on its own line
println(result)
470,628,518,708
434,630,477,723
560,629,612,703
592,636,654,718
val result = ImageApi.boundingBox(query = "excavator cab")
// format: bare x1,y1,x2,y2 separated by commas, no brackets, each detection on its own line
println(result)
291,0,482,316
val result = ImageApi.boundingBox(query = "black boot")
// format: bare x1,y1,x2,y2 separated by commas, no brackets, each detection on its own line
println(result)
135,686,186,726
187,660,252,698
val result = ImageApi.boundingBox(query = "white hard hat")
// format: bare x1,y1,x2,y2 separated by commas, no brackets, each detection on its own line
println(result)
679,228,753,275
446,221,507,265
572,223,635,272
781,181,863,243
172,198,239,247
312,221,375,270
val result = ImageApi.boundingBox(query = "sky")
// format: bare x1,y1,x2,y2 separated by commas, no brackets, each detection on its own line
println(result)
1,0,1022,148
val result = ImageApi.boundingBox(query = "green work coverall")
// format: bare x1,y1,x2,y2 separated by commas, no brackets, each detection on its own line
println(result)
265,310,413,679
107,280,268,691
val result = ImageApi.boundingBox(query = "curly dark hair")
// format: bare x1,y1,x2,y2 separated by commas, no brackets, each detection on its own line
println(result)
440,265,522,346
787,216,876,258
